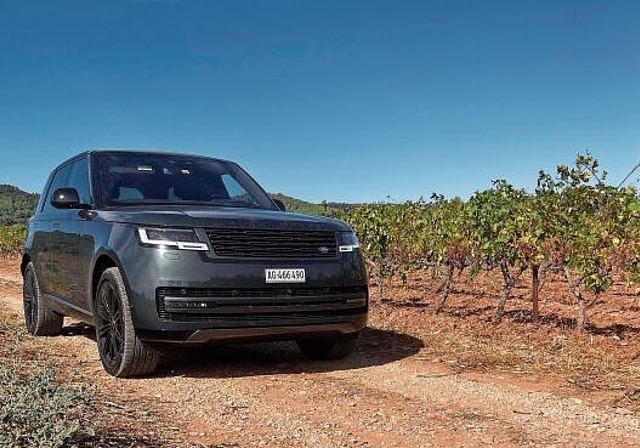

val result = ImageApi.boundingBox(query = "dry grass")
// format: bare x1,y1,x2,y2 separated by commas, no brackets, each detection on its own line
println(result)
421,323,635,381
389,316,640,411
369,268,640,412
0,309,16,333
0,305,192,448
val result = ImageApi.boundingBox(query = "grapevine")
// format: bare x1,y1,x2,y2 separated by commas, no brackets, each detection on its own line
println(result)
341,153,640,330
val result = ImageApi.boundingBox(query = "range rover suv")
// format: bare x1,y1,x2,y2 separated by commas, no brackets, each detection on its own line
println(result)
22,151,368,377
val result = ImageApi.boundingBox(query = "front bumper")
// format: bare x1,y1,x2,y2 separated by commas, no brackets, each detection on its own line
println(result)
114,238,369,343
137,315,367,345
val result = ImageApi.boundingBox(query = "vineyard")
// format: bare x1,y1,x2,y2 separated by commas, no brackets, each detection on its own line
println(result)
339,154,640,330
0,224,25,258
2,154,639,330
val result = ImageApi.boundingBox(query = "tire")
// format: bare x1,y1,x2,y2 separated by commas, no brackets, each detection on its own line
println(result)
94,267,159,377
297,332,360,360
22,262,63,336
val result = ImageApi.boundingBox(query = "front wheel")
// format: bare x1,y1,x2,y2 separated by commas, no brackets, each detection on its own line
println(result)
297,332,360,360
22,262,63,336
95,268,159,377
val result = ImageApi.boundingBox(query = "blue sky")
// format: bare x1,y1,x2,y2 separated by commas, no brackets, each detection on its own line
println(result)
1,0,639,203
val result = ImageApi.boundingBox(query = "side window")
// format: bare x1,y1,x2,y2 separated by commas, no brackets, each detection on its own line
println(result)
43,164,72,213
67,157,91,205
221,174,257,205
35,172,55,213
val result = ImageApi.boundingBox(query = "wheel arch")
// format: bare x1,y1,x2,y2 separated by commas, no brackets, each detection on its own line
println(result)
90,250,133,315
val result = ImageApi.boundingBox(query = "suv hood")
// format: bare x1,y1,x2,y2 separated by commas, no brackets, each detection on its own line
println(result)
97,207,351,232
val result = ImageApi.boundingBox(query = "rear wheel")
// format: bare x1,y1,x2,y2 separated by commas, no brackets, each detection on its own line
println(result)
297,332,360,360
22,262,63,336
95,267,159,377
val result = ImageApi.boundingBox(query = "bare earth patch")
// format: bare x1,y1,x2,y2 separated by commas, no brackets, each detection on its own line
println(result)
2,259,640,447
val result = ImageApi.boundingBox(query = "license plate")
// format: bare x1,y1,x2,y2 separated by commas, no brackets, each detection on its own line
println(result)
265,268,306,283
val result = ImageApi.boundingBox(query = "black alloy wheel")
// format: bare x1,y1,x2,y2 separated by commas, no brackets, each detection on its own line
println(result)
95,278,125,373
23,265,39,334
22,262,63,336
94,268,159,377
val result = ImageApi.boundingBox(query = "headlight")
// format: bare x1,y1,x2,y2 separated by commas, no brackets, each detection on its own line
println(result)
339,232,360,253
138,228,209,251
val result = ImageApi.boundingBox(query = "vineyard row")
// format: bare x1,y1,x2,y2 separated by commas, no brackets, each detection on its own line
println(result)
338,154,640,330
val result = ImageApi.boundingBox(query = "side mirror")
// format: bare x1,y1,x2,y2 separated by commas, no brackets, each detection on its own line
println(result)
273,198,287,212
51,188,81,209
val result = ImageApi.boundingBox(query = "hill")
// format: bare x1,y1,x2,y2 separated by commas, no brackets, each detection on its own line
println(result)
0,184,351,224
269,194,357,216
0,185,39,225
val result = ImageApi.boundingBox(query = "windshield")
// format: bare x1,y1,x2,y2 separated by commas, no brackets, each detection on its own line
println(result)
97,152,277,210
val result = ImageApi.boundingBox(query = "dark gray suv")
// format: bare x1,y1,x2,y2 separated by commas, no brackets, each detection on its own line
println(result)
22,151,368,377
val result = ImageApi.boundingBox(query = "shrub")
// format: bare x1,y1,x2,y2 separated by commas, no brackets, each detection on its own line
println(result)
0,224,26,256
0,362,95,448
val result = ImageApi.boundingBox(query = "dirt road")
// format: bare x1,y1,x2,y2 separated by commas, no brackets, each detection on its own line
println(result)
1,267,639,448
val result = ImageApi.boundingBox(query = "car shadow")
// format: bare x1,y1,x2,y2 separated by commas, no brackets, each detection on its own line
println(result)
61,322,94,337
59,322,424,379
153,326,423,379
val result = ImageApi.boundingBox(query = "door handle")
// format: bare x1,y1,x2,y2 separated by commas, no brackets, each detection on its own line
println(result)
78,209,94,220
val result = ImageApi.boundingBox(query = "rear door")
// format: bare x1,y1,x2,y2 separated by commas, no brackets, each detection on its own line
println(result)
38,163,73,296
29,172,54,282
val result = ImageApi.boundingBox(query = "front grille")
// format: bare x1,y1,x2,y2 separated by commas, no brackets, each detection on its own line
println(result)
156,286,368,323
205,228,337,258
